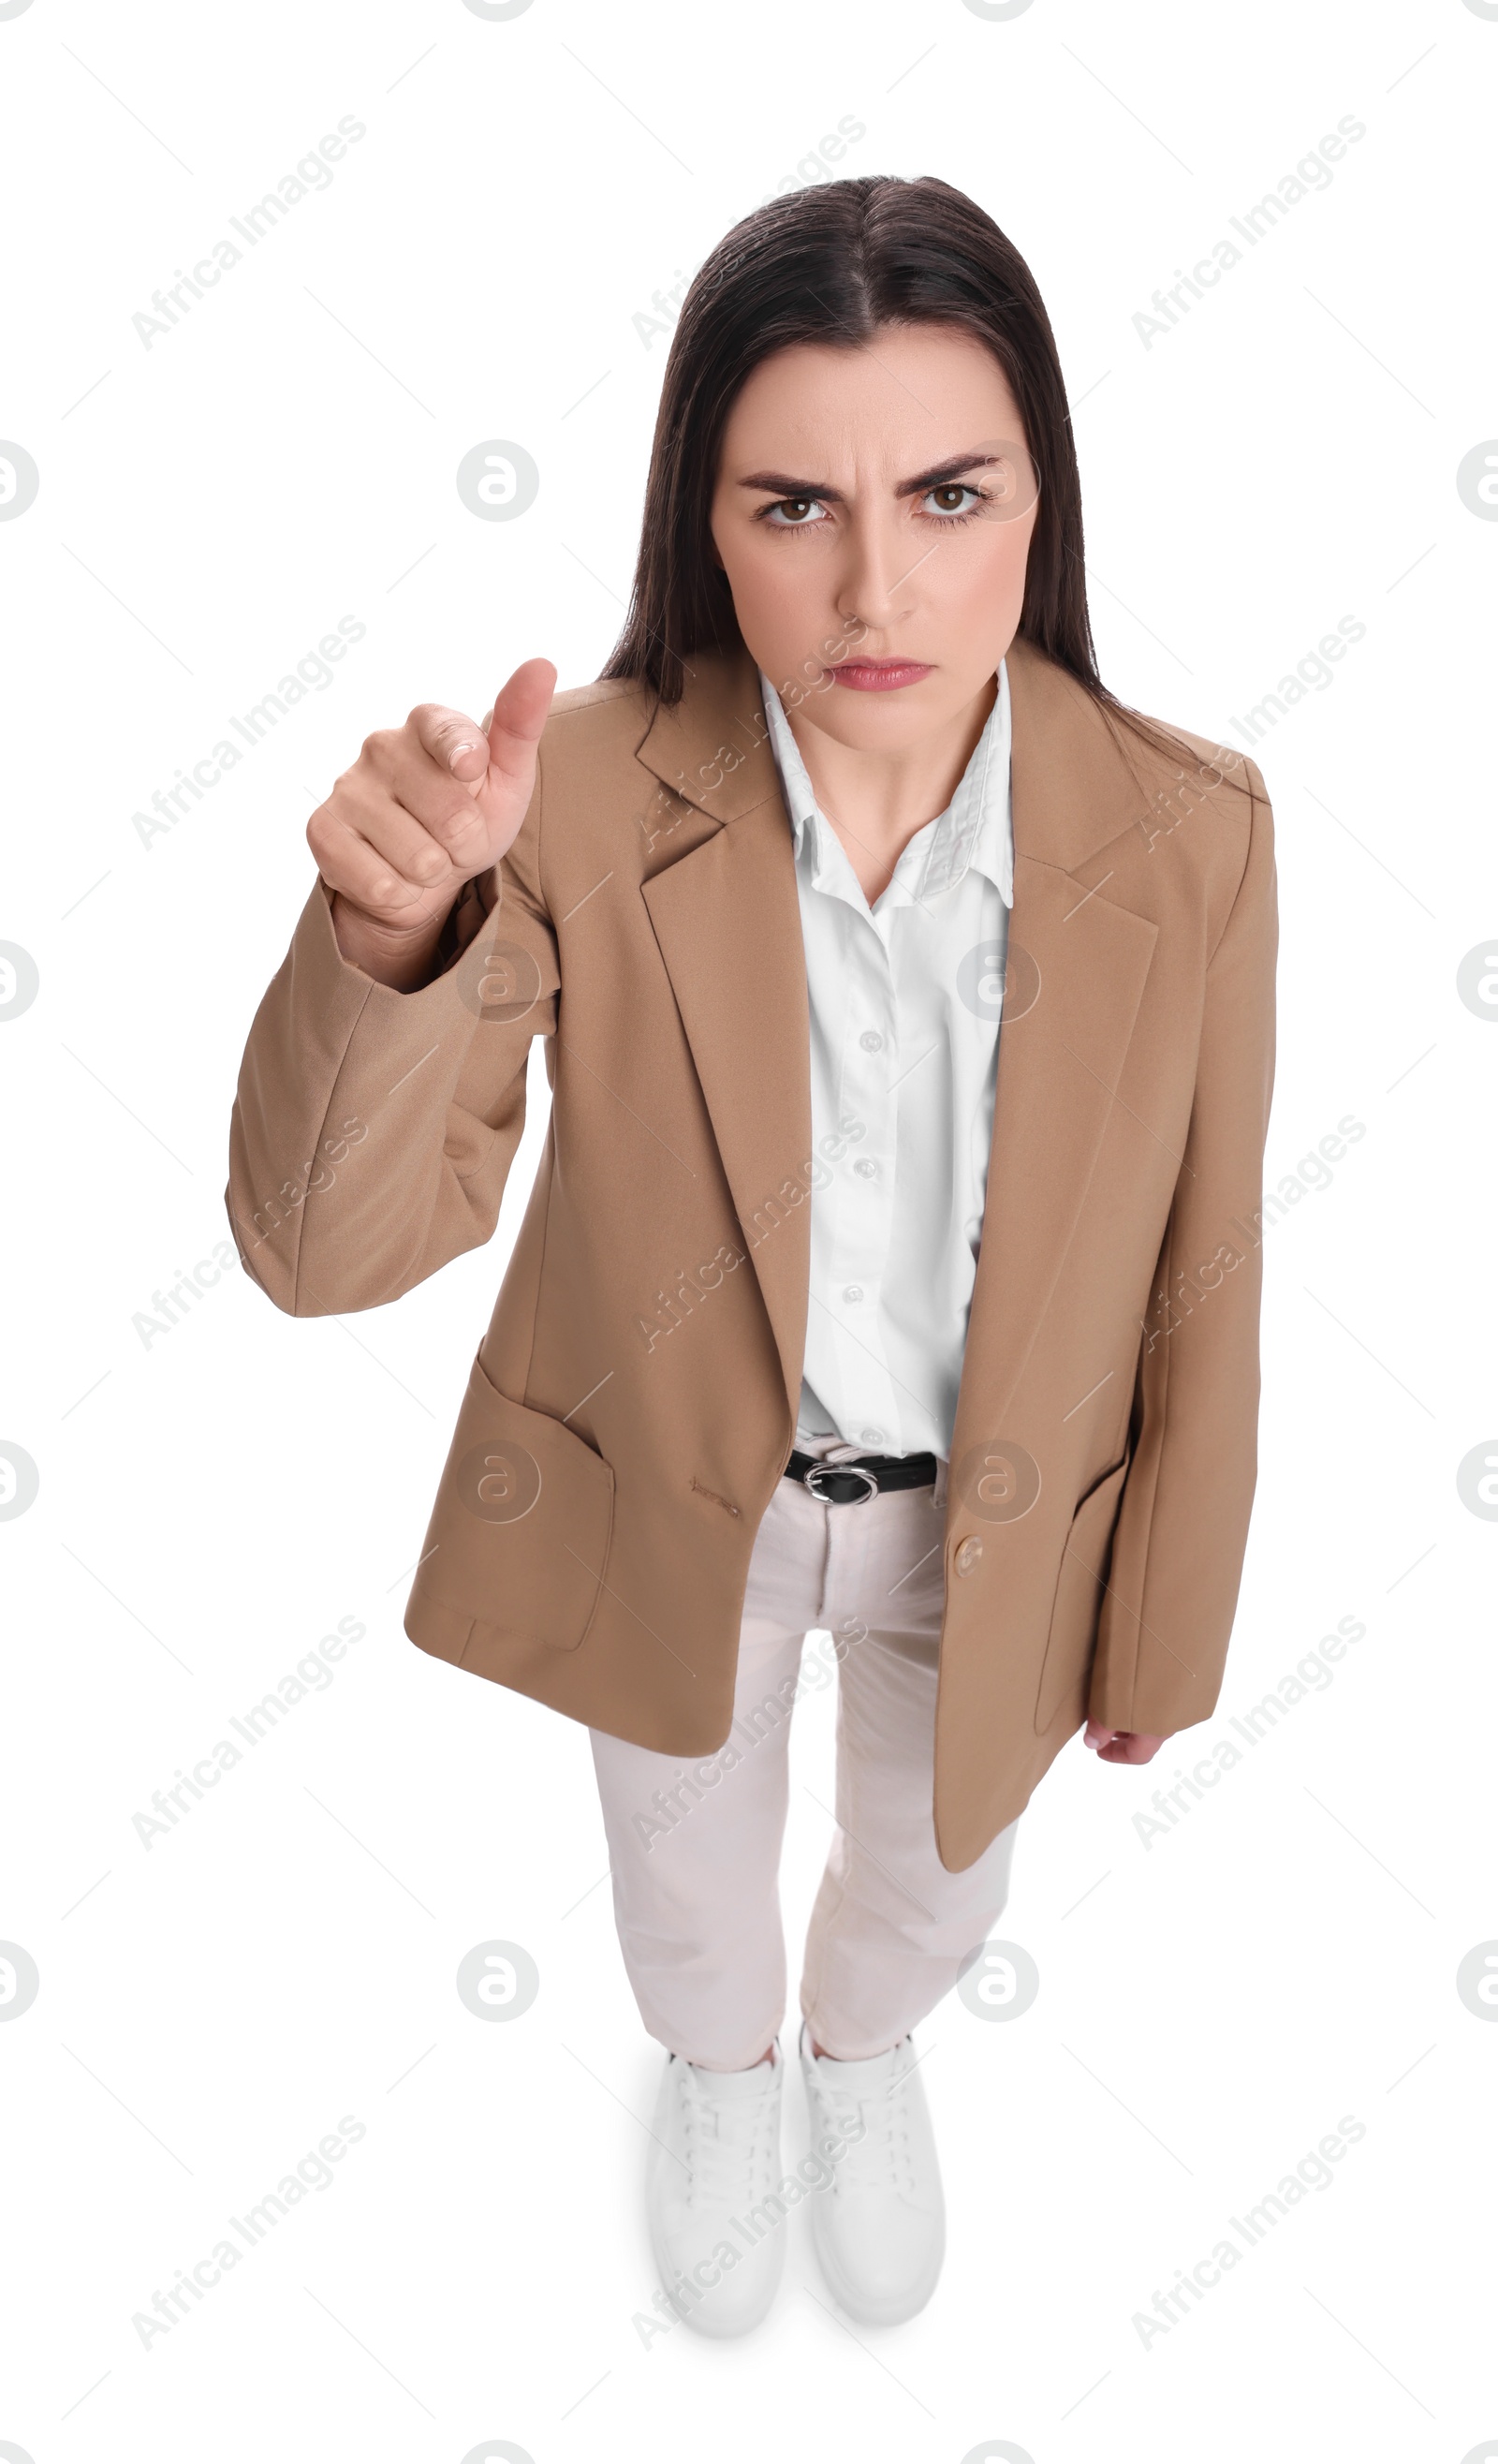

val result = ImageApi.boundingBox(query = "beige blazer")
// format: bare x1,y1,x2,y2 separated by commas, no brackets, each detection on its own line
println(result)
226,635,1276,1872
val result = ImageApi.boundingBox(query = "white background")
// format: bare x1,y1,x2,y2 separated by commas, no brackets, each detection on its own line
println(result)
2,1,1495,2458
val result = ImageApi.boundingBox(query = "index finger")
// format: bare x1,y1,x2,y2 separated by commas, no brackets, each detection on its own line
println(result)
408,703,490,786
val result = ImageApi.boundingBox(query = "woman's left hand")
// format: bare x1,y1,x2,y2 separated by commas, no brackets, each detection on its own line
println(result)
1083,1721,1166,1764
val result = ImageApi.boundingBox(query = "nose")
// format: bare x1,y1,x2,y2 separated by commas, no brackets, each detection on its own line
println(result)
835,502,924,640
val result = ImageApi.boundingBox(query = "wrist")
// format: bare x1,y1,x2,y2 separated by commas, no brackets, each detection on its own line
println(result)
329,891,454,991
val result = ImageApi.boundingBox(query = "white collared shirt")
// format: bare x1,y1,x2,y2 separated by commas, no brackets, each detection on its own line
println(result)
758,663,1015,1463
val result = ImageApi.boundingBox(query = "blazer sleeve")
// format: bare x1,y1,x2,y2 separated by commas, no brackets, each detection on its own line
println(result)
1087,760,1278,1736
224,761,557,1318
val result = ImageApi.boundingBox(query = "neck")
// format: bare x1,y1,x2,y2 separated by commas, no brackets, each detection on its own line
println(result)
782,670,998,905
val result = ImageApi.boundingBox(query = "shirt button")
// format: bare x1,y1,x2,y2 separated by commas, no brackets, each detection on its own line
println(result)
955,1536,984,1576
859,1029,884,1053
843,1285,863,1304
860,1426,884,1447
854,1158,878,1179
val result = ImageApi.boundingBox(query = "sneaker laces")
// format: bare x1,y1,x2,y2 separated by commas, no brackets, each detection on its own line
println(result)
815,2058,918,2200
678,2062,779,2212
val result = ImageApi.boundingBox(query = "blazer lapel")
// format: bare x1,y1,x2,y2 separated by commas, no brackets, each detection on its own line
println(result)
949,641,1161,1462
635,652,813,1425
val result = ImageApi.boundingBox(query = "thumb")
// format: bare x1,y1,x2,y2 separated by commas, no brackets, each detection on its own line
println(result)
486,656,557,784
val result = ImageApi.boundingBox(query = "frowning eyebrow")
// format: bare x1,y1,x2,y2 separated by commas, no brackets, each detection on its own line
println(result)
735,450,1008,503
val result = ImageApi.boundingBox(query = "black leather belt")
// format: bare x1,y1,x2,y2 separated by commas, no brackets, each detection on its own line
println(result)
786,1449,939,1505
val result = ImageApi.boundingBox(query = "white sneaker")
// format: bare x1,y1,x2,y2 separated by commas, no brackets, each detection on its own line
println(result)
645,2042,786,2338
799,2021,945,2324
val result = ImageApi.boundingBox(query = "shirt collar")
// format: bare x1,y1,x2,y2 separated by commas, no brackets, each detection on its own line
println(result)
758,661,1014,912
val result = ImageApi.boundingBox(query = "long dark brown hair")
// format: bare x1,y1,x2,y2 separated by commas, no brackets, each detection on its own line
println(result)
601,173,1215,781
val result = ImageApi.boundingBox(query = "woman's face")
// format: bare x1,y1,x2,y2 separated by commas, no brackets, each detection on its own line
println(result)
709,321,1039,748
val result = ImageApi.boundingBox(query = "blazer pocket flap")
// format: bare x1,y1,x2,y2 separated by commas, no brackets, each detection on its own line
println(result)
416,1351,615,1653
1034,1452,1132,1734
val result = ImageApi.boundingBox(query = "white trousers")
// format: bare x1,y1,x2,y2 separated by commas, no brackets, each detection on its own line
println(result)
588,1461,1019,2069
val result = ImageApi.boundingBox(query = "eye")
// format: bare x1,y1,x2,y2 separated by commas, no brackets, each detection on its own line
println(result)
760,494,830,529
922,481,984,519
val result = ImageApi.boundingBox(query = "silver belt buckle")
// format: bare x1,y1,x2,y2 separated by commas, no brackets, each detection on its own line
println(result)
802,1460,880,1506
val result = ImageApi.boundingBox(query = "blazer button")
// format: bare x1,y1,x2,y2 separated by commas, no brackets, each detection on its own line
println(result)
955,1536,983,1576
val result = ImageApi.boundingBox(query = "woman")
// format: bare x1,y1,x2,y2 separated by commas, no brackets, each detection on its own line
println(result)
227,174,1276,2339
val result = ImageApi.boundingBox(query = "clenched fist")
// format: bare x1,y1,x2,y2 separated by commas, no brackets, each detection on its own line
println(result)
309,657,556,989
